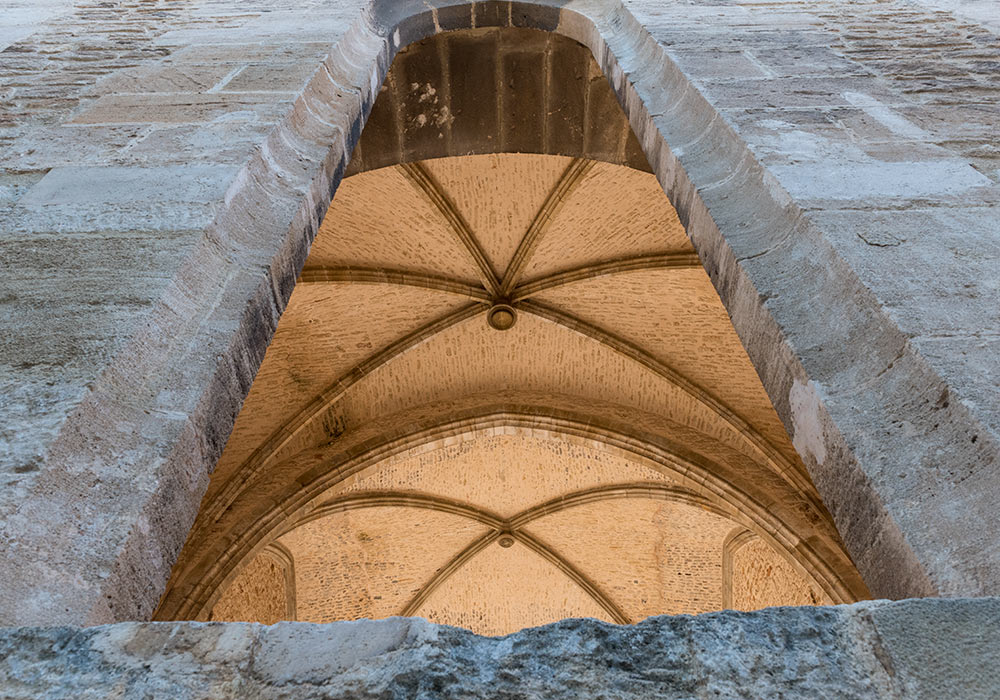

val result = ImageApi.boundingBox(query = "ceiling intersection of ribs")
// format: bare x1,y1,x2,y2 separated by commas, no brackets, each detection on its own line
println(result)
167,153,868,633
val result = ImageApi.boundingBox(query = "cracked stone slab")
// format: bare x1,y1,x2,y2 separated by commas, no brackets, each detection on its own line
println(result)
1,598,998,698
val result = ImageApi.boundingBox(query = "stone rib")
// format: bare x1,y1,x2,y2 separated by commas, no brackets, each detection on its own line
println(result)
299,266,490,301
399,161,502,296
511,253,702,301
500,158,596,297
516,300,817,504
203,303,487,524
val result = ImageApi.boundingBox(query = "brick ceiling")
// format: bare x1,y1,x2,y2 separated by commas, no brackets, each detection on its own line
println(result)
175,153,865,632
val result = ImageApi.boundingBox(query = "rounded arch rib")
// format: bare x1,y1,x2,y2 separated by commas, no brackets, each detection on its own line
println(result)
162,408,863,622
272,483,731,625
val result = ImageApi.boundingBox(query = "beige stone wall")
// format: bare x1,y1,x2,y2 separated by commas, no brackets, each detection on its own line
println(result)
729,538,830,611
210,516,833,629
281,508,487,624
211,498,750,634
416,541,615,636
211,553,288,624
336,434,678,517
277,497,734,632
528,500,733,618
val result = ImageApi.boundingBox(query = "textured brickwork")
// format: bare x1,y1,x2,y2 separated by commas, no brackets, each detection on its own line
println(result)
282,508,487,624
338,434,678,517
211,553,288,625
205,431,832,634
730,537,830,611
417,542,615,635
527,500,733,617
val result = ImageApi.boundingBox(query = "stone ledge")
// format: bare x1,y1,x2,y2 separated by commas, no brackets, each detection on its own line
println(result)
1,598,997,698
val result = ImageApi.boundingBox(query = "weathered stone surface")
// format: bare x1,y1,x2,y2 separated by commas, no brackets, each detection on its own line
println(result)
2,598,998,698
0,0,373,627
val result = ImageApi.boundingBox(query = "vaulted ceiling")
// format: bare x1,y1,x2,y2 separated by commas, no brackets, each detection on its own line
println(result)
163,152,868,632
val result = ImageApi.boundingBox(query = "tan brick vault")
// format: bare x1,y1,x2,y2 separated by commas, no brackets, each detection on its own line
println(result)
173,151,862,633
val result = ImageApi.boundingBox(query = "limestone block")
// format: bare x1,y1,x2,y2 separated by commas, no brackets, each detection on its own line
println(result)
1,599,998,698
69,94,295,125
20,165,238,207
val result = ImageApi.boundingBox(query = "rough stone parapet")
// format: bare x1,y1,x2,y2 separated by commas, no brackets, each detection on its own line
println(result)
2,598,998,698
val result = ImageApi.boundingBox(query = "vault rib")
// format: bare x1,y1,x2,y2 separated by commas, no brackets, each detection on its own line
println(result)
511,253,703,301
291,490,631,622
399,531,501,617
512,529,631,625
298,266,490,301
500,158,596,297
182,411,857,621
507,483,720,530
517,300,817,502
399,162,502,296
203,302,488,524
260,542,298,620
722,527,758,610
282,484,725,626
294,492,506,531
298,485,716,534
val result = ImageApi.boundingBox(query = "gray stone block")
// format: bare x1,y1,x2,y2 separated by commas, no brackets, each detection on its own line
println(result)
1,599,998,698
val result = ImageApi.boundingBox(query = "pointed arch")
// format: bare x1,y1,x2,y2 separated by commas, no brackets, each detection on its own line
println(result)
161,407,865,622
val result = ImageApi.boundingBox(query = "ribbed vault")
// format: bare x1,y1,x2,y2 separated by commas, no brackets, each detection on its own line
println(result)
159,152,868,633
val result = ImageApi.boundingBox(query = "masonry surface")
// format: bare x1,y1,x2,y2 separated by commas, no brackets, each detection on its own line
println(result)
0,0,998,694
3,598,1000,698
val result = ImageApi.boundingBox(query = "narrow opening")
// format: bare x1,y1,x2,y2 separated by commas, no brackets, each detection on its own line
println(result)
158,27,868,634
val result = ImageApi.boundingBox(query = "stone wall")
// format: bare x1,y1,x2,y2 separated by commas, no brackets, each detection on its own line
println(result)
729,535,829,610
618,0,1000,601
2,598,999,698
1,0,377,625
344,27,651,174
211,498,828,632
210,553,289,625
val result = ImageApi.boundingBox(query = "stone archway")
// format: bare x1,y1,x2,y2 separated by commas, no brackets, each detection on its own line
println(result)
157,141,867,624
168,405,862,625
8,0,995,629
291,0,998,603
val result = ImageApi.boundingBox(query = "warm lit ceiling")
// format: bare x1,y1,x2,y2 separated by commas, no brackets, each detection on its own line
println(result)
170,152,867,634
